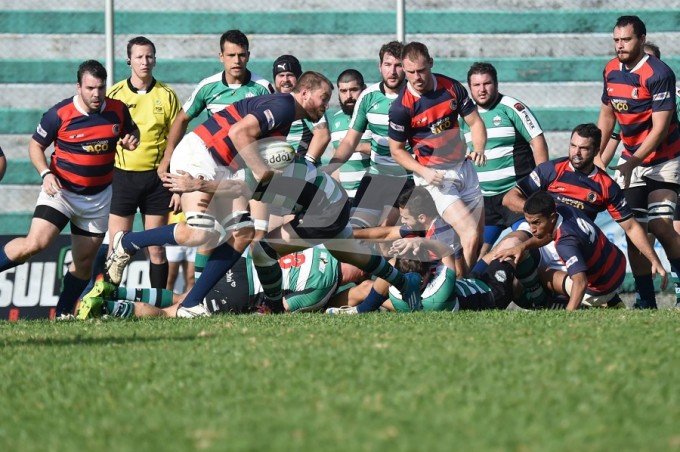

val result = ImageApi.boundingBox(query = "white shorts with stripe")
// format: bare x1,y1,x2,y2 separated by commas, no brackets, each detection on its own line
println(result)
36,186,111,234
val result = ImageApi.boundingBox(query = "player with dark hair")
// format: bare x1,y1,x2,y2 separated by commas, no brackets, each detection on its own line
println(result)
463,61,548,258
597,15,680,309
327,41,412,230
519,191,638,311
328,68,371,200
0,60,139,319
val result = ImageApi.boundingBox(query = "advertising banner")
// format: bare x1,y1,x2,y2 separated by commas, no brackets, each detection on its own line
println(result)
0,235,150,320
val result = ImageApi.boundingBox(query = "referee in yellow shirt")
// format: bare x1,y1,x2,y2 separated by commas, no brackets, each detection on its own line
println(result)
106,36,181,288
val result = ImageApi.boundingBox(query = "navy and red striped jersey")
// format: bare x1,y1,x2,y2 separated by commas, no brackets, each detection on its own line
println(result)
192,93,296,168
553,205,626,295
32,96,137,195
388,74,475,168
517,157,632,222
601,55,680,166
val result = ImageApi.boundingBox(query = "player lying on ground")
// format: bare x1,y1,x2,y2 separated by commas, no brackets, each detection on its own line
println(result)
327,235,520,314
77,246,371,319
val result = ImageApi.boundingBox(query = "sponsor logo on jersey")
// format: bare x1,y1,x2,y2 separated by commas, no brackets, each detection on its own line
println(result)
611,99,629,112
565,255,578,268
521,111,535,129
264,109,275,130
631,88,638,99
36,124,47,138
514,102,525,112
389,121,404,132
126,103,137,109
246,93,255,98
652,92,670,101
416,117,428,125
430,116,452,134
82,140,110,153
557,195,585,211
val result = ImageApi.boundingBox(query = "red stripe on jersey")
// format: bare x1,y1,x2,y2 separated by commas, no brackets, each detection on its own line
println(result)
193,105,243,166
56,166,113,188
55,150,114,166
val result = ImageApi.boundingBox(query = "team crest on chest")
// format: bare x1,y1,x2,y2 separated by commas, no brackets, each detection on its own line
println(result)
449,99,458,110
587,192,597,203
493,115,501,126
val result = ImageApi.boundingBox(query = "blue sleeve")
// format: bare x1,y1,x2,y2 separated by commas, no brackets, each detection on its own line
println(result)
31,106,59,147
388,100,410,142
453,80,476,117
556,237,589,276
516,161,553,196
247,96,297,135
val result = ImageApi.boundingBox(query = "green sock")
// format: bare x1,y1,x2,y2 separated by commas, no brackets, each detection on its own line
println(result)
515,253,547,308
116,287,173,308
105,300,135,319
194,252,210,281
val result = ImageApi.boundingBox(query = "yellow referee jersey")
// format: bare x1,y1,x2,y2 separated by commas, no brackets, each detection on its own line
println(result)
107,78,181,171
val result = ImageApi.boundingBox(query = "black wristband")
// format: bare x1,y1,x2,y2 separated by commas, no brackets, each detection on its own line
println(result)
40,169,52,179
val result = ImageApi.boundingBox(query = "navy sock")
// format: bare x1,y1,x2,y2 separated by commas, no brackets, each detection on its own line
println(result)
356,288,388,313
469,259,488,278
55,272,89,316
123,225,177,253
180,242,241,308
149,261,169,289
633,274,656,309
0,246,20,273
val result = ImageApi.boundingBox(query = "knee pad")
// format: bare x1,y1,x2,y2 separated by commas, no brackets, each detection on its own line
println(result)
185,212,217,231
631,208,648,224
251,240,280,267
648,201,676,221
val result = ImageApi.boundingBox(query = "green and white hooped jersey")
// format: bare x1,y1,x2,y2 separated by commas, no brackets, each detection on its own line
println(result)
249,159,346,215
246,246,340,311
389,266,492,312
350,82,411,177
286,114,327,157
460,94,543,196
329,109,371,197
182,70,272,118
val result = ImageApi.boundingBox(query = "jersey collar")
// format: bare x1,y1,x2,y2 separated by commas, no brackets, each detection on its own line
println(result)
223,69,252,87
126,77,156,94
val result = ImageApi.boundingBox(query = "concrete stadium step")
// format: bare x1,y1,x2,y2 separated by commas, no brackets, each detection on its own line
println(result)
6,0,676,11
0,82,603,110
1,9,677,36
4,32,680,60
9,56,676,87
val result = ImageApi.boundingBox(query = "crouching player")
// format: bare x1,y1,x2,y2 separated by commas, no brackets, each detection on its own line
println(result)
496,191,668,310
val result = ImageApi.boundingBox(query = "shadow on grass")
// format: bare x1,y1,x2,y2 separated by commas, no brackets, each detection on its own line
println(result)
0,333,208,348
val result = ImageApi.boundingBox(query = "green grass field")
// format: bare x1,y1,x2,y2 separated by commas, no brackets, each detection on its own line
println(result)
1,310,679,451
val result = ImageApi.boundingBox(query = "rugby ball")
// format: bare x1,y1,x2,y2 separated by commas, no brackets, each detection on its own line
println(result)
259,140,295,170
